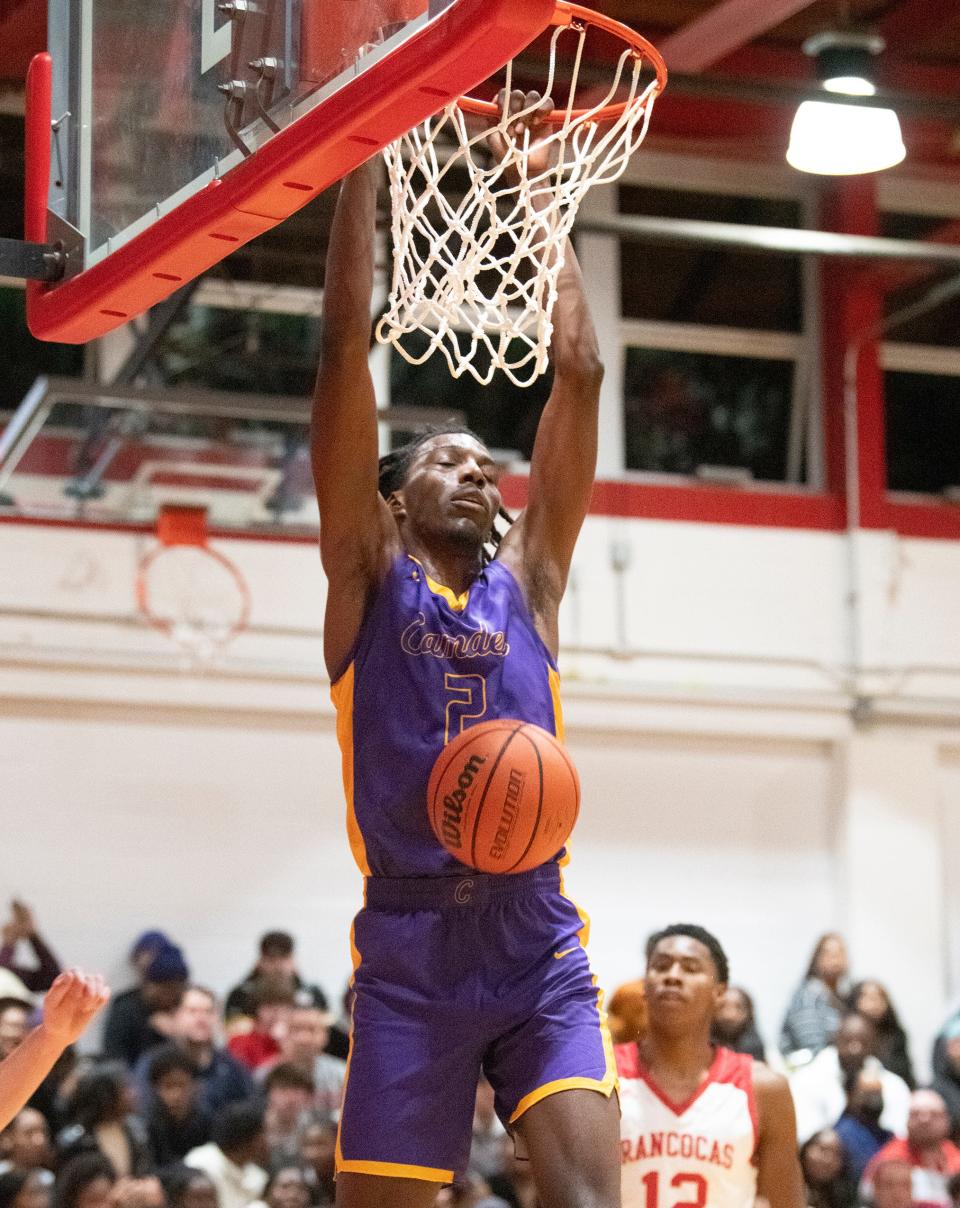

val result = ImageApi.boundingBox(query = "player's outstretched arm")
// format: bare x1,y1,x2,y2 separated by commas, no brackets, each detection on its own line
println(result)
492,95,602,656
0,970,109,1130
501,234,602,655
753,1064,805,1208
311,161,397,679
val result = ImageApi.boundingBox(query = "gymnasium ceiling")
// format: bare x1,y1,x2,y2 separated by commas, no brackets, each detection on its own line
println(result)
1,0,958,169
1,0,959,326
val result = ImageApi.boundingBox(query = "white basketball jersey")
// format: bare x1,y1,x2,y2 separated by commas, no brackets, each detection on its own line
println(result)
617,1044,759,1208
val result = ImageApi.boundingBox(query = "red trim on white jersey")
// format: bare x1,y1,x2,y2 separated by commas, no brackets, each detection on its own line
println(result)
616,1045,760,1208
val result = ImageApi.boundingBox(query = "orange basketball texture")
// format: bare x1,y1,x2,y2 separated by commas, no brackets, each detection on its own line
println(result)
427,720,580,874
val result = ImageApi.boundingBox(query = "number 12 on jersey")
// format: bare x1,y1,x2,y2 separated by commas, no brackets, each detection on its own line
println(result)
641,1173,707,1208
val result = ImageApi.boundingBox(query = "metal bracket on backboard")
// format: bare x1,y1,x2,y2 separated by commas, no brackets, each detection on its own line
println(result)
0,237,66,282
46,212,86,281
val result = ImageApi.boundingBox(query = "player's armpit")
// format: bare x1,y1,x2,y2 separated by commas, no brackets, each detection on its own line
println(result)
753,1064,805,1208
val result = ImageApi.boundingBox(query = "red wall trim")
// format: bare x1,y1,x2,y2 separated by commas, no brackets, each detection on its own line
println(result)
3,485,957,540
882,498,960,540
501,475,844,530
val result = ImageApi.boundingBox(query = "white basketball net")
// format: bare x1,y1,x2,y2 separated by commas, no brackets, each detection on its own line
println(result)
376,21,663,387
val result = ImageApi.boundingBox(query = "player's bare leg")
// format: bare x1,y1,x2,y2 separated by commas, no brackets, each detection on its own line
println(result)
514,1087,622,1208
335,1173,439,1208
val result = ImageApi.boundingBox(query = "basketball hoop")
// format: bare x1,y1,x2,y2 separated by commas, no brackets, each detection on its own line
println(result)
376,2,667,387
136,506,251,667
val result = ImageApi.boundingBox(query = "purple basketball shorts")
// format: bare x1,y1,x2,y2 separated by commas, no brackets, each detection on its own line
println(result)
335,862,616,1183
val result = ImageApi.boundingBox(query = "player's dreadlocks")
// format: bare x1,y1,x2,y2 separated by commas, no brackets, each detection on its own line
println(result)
378,424,513,566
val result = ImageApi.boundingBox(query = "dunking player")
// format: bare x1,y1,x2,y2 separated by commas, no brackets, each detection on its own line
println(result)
310,96,618,1208
617,925,803,1208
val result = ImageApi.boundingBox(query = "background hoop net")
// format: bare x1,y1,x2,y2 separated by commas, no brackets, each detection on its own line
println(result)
136,507,251,666
376,5,667,388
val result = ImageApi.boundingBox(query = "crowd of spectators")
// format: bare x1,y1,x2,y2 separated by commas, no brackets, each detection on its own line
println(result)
4,905,960,1208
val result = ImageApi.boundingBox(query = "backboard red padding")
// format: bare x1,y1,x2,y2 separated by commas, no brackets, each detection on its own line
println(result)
26,0,555,344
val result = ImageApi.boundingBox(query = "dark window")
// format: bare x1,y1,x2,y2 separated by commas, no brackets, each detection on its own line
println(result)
624,347,795,482
157,305,319,396
619,187,803,331
885,371,960,494
389,332,551,460
878,212,960,346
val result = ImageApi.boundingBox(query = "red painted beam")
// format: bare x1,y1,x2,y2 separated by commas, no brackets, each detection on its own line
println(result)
819,178,888,530
658,0,818,74
0,0,44,80
880,0,951,51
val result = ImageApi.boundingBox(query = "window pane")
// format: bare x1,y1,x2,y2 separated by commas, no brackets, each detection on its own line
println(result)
885,371,960,493
389,333,551,459
157,305,320,396
624,347,795,482
619,187,803,332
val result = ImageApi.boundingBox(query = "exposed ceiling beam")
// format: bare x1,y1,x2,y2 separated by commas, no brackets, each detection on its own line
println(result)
657,0,819,73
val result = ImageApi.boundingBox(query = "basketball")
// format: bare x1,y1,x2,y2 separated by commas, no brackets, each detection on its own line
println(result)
427,720,580,874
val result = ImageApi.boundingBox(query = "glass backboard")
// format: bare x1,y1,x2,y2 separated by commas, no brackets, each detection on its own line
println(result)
26,0,555,343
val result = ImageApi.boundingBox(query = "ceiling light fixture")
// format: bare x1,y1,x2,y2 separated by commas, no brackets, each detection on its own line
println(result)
786,31,906,175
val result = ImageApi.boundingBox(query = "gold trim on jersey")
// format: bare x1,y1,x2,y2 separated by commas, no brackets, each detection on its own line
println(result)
409,556,471,612
330,664,371,876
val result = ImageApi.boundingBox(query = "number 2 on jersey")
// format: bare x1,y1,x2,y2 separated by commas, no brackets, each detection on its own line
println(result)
444,673,487,742
641,1172,707,1208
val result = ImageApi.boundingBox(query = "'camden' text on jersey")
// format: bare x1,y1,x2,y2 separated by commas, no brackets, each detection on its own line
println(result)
401,613,510,659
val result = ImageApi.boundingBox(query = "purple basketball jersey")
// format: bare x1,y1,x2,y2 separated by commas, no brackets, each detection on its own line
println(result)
331,553,564,877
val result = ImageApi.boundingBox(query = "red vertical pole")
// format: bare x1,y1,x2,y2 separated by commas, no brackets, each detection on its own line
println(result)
24,52,52,245
24,51,52,308
818,176,887,529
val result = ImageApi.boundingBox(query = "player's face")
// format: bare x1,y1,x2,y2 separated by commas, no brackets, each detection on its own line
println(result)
645,936,724,1030
397,435,502,550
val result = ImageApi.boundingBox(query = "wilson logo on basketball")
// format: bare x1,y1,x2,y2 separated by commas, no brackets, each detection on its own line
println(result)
489,768,525,860
441,753,487,847
427,720,580,876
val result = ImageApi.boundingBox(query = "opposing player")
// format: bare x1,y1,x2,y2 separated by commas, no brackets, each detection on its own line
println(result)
0,969,109,1129
617,924,803,1208
310,96,617,1208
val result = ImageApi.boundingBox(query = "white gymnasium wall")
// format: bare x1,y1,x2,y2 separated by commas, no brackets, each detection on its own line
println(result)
940,750,960,1003
0,702,356,1040
558,730,839,1051
1,516,960,1072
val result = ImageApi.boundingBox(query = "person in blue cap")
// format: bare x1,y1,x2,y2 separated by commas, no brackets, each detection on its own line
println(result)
102,944,189,1067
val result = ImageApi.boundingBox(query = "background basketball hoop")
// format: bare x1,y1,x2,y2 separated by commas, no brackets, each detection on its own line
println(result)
136,506,251,667
377,2,667,387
